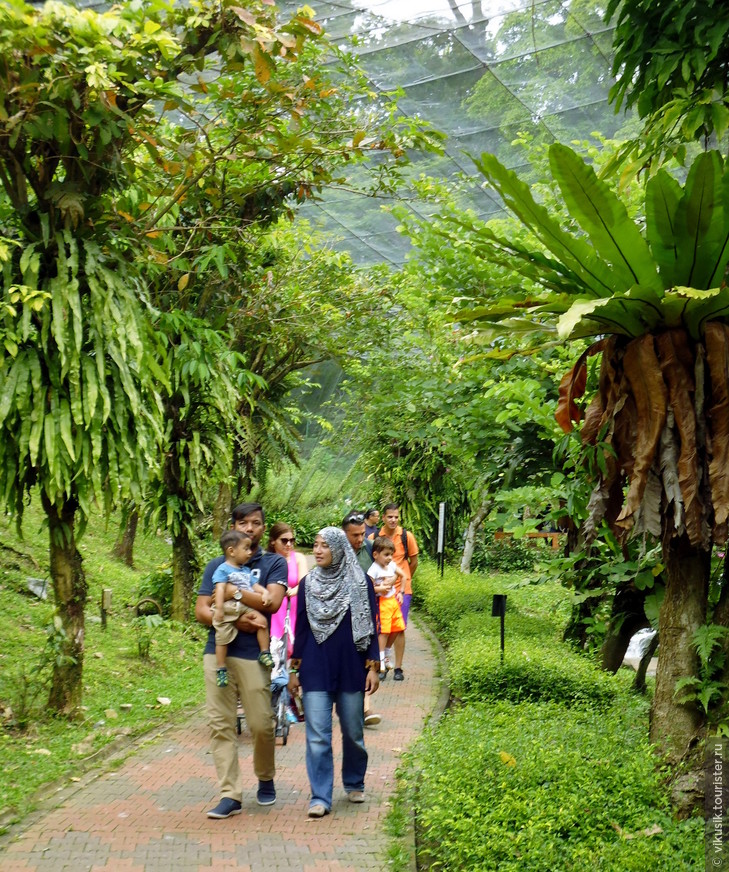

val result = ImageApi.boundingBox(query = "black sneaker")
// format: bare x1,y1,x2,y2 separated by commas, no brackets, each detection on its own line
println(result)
393,668,404,681
206,797,242,819
256,779,276,806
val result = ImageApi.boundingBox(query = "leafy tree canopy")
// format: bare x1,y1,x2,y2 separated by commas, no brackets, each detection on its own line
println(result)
606,0,729,168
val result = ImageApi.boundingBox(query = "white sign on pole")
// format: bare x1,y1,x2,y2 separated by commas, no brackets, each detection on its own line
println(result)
437,502,445,554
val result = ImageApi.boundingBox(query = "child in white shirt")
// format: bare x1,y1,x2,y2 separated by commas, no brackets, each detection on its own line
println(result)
367,536,406,678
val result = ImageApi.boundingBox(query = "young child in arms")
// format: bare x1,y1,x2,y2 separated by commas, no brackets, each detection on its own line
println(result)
212,530,274,687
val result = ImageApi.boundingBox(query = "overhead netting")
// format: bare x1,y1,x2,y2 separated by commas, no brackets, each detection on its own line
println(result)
56,0,629,266
277,0,631,266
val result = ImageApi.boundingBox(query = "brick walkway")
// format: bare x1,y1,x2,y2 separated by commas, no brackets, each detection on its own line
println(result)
0,621,441,872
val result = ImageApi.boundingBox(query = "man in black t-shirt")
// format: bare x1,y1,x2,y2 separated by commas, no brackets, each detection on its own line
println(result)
195,502,287,818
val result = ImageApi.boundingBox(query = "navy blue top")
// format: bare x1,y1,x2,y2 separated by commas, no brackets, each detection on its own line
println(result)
198,548,287,659
292,573,379,693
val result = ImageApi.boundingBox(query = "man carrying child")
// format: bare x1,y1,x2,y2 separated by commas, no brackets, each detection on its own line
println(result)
196,503,287,819
211,530,275,688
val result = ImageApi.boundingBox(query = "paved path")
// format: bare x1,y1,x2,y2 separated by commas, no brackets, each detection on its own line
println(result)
1,621,441,872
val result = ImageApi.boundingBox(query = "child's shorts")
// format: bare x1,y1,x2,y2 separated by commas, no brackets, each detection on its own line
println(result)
378,596,405,634
212,600,253,646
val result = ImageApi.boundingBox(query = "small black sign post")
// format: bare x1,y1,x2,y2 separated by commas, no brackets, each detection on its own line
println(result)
491,594,507,664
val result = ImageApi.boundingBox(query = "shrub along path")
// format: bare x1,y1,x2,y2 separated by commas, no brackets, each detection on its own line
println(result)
0,620,441,872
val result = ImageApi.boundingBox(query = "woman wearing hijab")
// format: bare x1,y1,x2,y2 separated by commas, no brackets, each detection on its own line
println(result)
288,526,380,818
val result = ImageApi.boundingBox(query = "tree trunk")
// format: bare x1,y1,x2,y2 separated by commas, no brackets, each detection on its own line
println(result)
170,526,198,623
460,499,493,573
601,584,649,673
562,596,602,650
650,534,707,762
632,631,659,693
212,482,232,543
112,506,138,568
42,493,87,716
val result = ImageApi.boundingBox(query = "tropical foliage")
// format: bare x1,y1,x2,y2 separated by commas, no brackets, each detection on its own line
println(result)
337,206,565,561
416,143,729,807
409,565,701,870
606,0,729,167
0,0,436,707
469,146,729,548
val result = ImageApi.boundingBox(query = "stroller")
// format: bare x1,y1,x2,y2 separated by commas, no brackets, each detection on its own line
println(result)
270,611,292,746
236,604,293,745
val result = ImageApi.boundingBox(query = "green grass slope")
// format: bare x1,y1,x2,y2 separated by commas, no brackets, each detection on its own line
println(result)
0,501,206,828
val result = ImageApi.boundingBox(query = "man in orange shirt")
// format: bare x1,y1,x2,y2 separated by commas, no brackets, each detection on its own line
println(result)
379,503,419,681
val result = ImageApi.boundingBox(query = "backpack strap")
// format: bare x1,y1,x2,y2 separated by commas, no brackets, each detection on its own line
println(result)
401,528,409,561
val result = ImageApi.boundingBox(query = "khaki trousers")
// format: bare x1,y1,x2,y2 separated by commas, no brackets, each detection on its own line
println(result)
203,653,275,801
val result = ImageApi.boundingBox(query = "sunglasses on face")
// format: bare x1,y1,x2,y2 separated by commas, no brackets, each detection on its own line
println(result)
279,537,295,545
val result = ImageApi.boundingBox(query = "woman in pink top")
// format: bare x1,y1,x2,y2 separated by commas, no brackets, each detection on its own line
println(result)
267,522,308,653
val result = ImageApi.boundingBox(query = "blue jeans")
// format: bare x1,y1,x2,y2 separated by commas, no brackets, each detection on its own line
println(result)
302,690,367,810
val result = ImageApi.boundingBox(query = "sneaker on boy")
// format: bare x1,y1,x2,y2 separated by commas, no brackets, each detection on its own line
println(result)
257,650,274,668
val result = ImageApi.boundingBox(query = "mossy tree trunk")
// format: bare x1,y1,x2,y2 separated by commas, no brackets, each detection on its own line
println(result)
601,584,650,673
171,526,198,623
633,631,659,693
212,482,232,543
650,534,707,760
112,505,139,568
459,499,492,573
42,493,87,716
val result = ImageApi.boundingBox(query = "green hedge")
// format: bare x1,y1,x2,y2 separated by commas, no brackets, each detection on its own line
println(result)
404,564,698,869
455,607,564,646
414,566,618,705
411,700,701,871
413,565,571,641
448,632,622,707
470,535,537,572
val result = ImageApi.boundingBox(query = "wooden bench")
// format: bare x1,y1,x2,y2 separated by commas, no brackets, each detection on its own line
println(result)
493,531,562,550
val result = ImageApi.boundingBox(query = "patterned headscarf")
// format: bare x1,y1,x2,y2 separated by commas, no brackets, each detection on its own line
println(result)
305,526,374,652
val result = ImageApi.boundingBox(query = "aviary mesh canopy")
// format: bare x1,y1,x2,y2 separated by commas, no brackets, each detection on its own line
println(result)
62,0,628,266
278,0,629,266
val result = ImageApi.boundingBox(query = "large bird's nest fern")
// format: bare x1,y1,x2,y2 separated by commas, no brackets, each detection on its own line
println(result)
459,145,729,548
